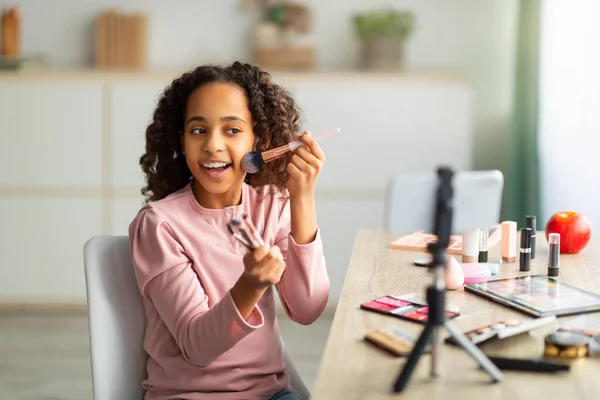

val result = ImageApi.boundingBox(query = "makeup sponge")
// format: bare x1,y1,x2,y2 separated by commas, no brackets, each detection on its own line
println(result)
444,256,465,290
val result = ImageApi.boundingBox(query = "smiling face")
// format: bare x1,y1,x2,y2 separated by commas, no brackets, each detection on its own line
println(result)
182,82,256,209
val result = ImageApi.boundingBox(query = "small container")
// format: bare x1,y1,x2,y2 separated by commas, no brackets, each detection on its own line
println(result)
519,228,532,272
0,7,20,57
548,233,560,277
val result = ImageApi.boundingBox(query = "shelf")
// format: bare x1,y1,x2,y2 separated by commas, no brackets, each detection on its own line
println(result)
0,67,470,85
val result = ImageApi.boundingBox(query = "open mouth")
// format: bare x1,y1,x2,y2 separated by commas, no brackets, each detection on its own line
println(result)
200,161,232,179
201,162,232,172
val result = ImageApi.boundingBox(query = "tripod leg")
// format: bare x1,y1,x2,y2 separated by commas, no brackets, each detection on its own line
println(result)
444,320,503,382
393,322,435,393
430,326,440,377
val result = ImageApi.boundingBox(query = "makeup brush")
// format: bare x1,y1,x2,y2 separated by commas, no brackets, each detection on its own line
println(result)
241,128,340,174
230,218,259,249
242,212,265,247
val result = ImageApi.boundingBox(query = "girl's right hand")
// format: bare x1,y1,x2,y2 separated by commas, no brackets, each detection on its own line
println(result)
241,245,285,288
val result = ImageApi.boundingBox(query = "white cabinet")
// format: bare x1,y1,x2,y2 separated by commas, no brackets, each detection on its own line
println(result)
108,82,168,189
294,81,473,190
0,197,102,301
0,72,473,306
293,80,473,302
0,83,103,187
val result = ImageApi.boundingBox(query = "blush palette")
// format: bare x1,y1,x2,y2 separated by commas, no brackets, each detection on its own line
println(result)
360,295,459,324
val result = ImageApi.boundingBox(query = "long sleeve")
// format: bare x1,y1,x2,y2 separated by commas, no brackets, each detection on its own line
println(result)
273,198,330,325
128,206,264,367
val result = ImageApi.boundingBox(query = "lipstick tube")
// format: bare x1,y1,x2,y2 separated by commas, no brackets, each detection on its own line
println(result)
519,228,532,272
548,233,560,277
526,215,537,260
501,221,517,263
479,229,489,262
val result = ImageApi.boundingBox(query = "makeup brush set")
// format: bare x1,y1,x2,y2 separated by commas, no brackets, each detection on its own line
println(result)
227,212,265,250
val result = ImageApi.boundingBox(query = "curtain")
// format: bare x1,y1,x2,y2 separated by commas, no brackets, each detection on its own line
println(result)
538,0,600,228
502,0,541,229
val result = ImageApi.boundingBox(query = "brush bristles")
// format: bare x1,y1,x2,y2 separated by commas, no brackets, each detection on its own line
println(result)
241,151,265,174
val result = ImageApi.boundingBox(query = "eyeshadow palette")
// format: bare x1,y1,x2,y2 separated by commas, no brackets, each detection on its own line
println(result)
445,315,556,346
360,295,459,324
465,275,600,317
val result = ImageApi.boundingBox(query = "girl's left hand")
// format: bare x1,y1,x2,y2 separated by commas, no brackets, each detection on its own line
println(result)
286,131,326,199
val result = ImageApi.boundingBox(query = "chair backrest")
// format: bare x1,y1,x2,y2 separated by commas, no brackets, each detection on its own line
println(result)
384,169,504,235
83,235,147,400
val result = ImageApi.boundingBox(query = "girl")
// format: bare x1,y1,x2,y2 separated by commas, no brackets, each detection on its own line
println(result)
128,61,330,400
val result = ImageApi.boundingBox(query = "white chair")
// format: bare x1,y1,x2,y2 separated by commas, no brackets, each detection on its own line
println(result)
384,169,504,235
83,235,310,400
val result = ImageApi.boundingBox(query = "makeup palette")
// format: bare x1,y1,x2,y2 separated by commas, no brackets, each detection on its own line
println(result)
360,295,459,324
445,315,556,346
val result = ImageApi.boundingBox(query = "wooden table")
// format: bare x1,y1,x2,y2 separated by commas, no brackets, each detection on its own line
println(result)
313,230,600,400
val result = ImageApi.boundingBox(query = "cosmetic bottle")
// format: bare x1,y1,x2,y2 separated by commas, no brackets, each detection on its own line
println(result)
462,228,480,263
501,221,517,263
548,233,560,277
519,228,532,272
526,215,537,260
479,229,489,262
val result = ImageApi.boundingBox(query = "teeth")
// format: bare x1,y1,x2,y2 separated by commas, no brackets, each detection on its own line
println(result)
203,162,230,169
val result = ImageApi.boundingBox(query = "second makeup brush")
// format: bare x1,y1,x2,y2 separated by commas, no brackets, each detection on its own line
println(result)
241,128,340,174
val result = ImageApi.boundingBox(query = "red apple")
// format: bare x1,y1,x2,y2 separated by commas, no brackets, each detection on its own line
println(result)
545,211,592,253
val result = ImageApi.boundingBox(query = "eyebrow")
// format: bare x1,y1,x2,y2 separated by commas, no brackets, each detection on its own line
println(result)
186,115,247,125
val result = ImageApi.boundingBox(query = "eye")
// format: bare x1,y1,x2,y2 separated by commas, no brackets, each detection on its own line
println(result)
191,128,206,135
226,128,241,135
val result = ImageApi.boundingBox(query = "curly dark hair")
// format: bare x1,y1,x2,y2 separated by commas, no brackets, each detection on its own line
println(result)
140,61,302,203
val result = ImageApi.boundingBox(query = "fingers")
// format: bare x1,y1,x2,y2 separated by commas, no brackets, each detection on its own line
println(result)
243,245,285,286
256,246,284,268
291,151,313,172
286,161,303,180
244,244,269,264
297,131,326,163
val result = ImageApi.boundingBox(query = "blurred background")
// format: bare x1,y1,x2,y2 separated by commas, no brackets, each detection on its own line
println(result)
0,0,598,398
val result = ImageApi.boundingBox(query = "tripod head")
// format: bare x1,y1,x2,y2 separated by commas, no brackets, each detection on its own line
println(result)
427,167,454,268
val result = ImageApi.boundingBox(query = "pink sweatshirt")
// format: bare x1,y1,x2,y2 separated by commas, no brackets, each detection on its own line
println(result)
128,182,330,400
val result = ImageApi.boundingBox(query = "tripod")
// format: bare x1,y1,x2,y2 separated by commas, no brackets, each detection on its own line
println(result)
392,167,503,393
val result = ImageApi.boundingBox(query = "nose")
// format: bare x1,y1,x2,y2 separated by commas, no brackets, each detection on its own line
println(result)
203,131,226,154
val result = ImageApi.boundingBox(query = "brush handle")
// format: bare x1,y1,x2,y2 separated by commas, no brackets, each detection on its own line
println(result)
262,128,340,163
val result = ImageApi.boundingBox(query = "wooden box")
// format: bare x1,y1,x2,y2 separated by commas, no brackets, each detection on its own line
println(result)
254,47,315,70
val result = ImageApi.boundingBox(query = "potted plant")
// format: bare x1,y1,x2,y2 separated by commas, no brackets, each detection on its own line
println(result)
353,9,415,71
